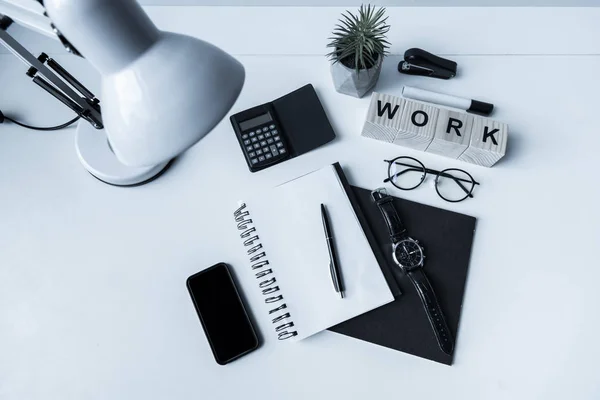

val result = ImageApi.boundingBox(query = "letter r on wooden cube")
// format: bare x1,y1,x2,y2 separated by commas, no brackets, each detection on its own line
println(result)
393,100,438,151
458,117,508,167
361,92,405,143
426,109,473,159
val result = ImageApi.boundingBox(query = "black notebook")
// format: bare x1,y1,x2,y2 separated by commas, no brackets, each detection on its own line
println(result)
330,165,477,365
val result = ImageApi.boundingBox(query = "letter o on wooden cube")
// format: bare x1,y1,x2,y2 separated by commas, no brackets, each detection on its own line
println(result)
458,117,508,167
361,92,406,143
393,100,438,151
426,109,474,159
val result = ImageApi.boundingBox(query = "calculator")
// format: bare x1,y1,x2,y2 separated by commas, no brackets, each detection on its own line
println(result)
230,84,336,173
230,106,290,172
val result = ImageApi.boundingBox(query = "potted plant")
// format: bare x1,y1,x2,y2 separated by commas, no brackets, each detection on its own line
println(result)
327,4,390,98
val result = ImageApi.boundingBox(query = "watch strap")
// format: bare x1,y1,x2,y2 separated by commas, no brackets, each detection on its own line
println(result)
375,196,406,243
407,268,454,355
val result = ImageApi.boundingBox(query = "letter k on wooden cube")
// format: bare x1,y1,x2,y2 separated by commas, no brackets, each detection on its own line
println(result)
458,117,508,167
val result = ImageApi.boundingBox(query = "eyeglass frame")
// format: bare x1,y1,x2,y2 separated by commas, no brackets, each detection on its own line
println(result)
383,156,480,203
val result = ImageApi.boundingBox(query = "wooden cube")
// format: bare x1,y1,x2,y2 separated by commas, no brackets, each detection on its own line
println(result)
458,117,508,167
361,92,406,143
426,109,474,159
393,100,438,151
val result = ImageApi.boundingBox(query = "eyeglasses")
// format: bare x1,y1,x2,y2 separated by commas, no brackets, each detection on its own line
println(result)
383,156,480,203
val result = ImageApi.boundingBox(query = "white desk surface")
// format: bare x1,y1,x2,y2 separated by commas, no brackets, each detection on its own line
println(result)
1,6,600,400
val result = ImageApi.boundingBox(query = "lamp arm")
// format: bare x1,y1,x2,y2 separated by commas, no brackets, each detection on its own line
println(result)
0,27,103,129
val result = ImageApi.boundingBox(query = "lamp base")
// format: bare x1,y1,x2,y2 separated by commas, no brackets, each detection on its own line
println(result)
75,121,171,186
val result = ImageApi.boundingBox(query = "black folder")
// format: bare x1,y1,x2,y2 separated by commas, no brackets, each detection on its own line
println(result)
330,163,477,365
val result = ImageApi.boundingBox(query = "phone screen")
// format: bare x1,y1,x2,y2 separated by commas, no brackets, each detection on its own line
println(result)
187,263,259,365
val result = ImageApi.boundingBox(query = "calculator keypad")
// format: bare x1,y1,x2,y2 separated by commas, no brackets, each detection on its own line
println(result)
239,123,289,170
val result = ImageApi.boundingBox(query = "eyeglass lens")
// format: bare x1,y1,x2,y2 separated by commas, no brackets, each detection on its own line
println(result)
388,157,426,190
435,168,476,202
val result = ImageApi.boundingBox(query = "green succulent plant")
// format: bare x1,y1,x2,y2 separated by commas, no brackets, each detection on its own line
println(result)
326,4,391,74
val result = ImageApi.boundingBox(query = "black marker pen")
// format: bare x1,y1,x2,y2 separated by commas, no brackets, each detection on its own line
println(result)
402,86,494,116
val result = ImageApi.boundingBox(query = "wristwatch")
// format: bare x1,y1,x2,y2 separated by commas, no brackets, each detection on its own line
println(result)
371,188,454,355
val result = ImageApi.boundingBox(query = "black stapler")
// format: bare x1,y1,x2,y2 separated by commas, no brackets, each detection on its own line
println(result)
398,48,457,80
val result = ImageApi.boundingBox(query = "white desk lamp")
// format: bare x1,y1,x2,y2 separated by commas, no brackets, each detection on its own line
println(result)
0,0,244,185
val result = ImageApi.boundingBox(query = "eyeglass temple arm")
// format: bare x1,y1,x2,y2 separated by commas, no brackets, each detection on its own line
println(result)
385,160,479,183
383,167,420,183
450,176,473,198
384,160,480,185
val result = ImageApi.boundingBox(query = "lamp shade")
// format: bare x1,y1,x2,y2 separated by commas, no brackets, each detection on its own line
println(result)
44,0,244,167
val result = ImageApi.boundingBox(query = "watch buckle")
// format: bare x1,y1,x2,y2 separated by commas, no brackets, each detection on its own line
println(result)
371,187,388,202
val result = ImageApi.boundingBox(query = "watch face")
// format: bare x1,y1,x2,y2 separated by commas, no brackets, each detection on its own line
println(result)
393,239,424,269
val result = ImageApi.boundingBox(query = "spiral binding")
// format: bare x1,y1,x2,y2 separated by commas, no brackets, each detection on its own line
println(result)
234,203,298,340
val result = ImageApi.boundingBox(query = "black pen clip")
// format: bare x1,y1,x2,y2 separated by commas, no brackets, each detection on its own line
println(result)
398,48,457,80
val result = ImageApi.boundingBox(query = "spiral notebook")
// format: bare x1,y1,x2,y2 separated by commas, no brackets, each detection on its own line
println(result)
233,164,394,341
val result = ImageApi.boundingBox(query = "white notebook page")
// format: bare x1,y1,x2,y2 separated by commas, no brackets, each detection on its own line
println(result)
243,164,394,341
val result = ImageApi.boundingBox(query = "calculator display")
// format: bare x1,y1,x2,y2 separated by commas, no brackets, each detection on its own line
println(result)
239,112,273,131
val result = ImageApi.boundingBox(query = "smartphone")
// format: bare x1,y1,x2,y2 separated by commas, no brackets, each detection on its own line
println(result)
186,263,259,365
